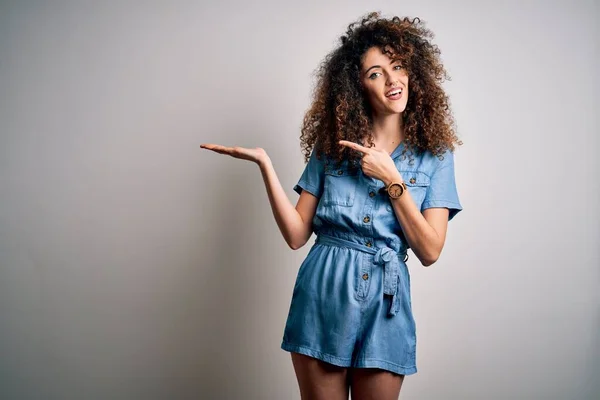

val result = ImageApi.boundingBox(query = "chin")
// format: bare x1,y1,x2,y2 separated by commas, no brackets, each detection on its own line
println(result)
390,107,407,114
375,104,407,116
383,102,407,114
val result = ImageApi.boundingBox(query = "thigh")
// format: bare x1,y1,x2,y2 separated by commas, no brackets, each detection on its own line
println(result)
291,352,350,400
349,368,404,400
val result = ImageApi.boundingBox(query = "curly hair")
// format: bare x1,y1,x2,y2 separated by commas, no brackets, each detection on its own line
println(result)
300,11,462,165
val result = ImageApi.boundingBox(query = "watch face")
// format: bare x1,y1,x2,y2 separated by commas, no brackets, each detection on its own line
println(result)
389,183,404,198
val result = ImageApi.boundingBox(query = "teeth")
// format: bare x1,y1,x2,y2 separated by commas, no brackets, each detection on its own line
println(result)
387,89,402,96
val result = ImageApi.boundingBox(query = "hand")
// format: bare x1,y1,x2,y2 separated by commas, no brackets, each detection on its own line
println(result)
338,140,402,186
200,143,269,166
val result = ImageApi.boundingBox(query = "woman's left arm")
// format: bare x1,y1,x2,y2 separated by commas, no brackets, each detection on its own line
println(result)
385,177,449,266
339,140,460,266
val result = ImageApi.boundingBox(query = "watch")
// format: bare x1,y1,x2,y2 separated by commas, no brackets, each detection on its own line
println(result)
385,181,406,199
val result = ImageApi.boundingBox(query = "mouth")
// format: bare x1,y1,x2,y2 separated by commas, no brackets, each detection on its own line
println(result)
385,88,403,100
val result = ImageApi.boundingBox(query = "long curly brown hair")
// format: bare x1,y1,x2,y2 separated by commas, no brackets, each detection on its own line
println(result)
300,11,462,165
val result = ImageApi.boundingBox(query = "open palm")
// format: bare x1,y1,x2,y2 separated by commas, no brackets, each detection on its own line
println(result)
200,143,267,164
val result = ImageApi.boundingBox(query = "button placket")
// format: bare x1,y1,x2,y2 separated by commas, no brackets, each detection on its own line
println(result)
361,185,376,238
358,185,376,299
357,253,372,299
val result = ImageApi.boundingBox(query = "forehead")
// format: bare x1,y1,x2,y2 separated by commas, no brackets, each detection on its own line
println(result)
361,46,400,69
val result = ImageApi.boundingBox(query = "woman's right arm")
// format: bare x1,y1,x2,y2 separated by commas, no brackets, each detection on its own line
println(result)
200,143,318,250
258,156,318,250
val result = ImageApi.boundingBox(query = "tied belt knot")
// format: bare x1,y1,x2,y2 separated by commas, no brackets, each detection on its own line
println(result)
315,234,408,317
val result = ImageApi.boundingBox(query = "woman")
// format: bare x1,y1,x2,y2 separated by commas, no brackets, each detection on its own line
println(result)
201,12,462,400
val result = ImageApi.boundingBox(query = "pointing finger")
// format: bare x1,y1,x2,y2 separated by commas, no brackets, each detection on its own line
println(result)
338,140,370,154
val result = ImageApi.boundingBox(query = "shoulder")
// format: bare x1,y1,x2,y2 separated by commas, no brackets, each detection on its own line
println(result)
412,148,455,177
396,149,454,176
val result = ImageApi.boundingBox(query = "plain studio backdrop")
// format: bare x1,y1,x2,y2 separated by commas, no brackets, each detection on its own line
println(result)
0,0,598,399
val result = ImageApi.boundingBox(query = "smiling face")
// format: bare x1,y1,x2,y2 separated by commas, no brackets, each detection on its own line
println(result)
360,46,409,116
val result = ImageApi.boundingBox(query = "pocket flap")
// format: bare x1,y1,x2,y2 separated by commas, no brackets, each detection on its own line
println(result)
324,164,359,176
402,171,430,187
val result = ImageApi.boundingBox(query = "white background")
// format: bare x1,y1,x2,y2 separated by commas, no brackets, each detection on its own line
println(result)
1,0,598,398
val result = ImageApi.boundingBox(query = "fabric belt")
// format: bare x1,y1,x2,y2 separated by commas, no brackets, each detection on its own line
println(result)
315,233,408,317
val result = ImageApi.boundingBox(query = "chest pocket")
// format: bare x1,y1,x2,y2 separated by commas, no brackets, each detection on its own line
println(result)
385,170,430,211
321,165,359,207
403,170,430,206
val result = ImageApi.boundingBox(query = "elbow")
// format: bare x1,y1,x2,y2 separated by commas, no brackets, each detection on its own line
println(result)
420,252,441,267
287,238,307,250
288,241,303,250
418,242,445,267
287,228,312,250
421,258,436,267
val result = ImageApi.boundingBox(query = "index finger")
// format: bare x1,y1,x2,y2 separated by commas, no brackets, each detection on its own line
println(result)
338,140,370,154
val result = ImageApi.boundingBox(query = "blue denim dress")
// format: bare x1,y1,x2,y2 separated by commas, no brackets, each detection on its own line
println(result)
281,142,462,375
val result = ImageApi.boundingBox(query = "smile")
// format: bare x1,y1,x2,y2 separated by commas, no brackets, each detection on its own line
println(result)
385,88,403,100
385,88,403,97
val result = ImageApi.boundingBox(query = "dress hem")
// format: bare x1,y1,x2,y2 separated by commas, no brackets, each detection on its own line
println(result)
281,341,417,376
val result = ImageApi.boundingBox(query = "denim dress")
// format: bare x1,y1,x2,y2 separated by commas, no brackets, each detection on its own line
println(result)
281,142,462,375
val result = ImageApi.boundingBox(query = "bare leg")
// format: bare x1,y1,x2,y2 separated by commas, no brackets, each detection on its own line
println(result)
291,352,350,400
349,368,404,400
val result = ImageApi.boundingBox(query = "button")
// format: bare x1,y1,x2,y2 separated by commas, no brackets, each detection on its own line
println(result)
409,177,416,184
337,170,344,175
365,241,372,247
369,191,376,198
363,216,370,223
362,273,369,280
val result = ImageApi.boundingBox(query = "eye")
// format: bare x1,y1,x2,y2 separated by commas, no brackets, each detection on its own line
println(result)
394,64,404,70
369,72,381,80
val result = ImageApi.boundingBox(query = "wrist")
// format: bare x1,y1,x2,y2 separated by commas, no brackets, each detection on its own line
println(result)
383,170,403,187
257,154,272,169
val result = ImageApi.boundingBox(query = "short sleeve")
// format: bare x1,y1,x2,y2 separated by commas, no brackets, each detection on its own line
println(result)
293,148,325,198
421,150,463,221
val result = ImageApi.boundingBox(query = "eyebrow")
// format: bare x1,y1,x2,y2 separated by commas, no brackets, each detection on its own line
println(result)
364,59,402,75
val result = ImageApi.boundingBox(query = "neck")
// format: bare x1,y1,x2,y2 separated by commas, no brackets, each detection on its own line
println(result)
371,112,405,144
